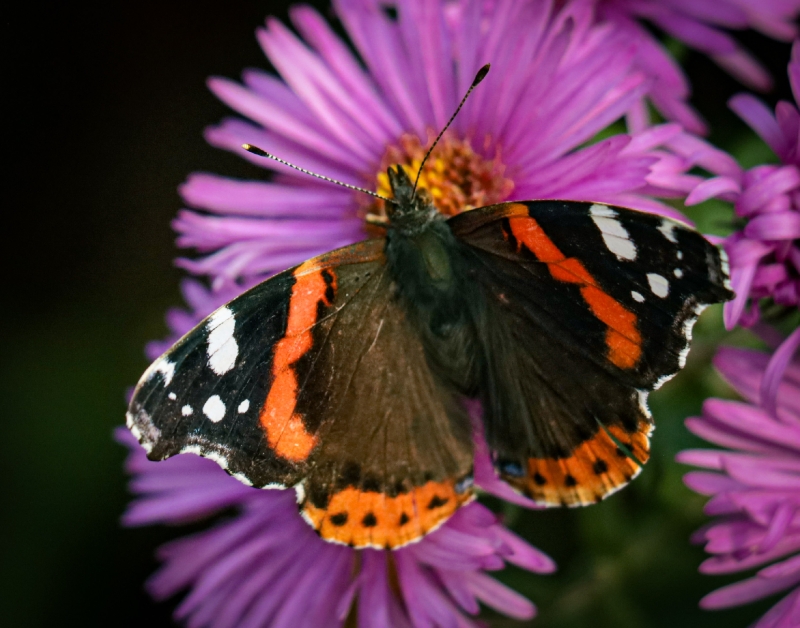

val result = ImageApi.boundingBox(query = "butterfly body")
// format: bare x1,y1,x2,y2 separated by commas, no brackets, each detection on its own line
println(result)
128,165,733,548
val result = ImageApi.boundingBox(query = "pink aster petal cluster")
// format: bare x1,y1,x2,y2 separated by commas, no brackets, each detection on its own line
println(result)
177,0,715,288
687,42,800,330
597,0,800,134
119,428,554,628
677,342,800,627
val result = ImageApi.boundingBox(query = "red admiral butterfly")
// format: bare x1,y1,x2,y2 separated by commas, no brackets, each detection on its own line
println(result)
127,66,733,549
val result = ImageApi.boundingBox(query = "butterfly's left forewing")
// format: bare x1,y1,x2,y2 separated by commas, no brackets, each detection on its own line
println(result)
127,240,388,488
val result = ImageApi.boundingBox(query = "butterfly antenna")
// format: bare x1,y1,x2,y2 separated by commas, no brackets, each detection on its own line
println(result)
411,64,490,200
242,144,396,204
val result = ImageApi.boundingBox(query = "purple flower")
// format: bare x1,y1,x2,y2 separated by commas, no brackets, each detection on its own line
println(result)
177,0,713,288
687,42,800,331
677,338,800,626
122,279,555,628
597,0,800,134
121,1,743,625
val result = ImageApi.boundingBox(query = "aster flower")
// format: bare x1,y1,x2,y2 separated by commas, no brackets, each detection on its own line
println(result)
686,41,800,333
677,340,800,626
121,279,555,627
123,0,740,625
595,0,800,135
177,0,716,288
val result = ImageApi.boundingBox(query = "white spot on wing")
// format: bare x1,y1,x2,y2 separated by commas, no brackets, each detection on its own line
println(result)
168,392,177,400
678,304,707,368
179,445,231,471
652,374,672,390
203,450,229,470
674,268,683,278
658,220,679,243
152,359,175,386
263,482,287,490
588,203,617,217
676,250,683,260
631,291,645,302
181,405,193,416
232,473,253,486
294,481,306,504
207,307,238,375
127,409,158,453
637,390,651,419
647,273,669,298
590,204,637,261
203,395,226,422
238,399,250,414
719,247,732,290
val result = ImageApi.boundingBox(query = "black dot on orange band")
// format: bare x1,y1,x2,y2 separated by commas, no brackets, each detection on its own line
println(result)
616,447,628,457
399,512,410,526
330,512,348,526
362,513,378,527
533,472,547,486
427,495,449,510
564,474,577,487
593,460,609,474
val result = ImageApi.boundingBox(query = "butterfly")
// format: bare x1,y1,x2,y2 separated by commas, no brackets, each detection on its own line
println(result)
127,66,733,550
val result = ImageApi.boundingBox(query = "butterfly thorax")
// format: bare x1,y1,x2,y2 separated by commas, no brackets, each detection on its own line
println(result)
383,165,482,396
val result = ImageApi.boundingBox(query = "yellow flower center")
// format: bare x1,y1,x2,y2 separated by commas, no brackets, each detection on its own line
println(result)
363,133,514,226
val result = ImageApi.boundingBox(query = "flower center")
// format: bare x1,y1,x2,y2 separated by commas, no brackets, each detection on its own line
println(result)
363,133,514,224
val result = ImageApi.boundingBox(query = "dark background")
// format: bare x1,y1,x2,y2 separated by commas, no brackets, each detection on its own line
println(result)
3,2,794,626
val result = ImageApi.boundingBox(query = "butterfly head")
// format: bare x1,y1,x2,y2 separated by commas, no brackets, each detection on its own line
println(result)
386,164,438,225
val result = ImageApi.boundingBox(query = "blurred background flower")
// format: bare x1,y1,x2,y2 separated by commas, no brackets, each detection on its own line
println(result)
597,0,800,134
678,341,800,627
687,41,800,332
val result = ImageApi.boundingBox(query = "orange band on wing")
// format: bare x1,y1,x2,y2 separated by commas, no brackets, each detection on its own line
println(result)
508,216,642,369
302,479,474,549
260,262,337,462
506,420,652,507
